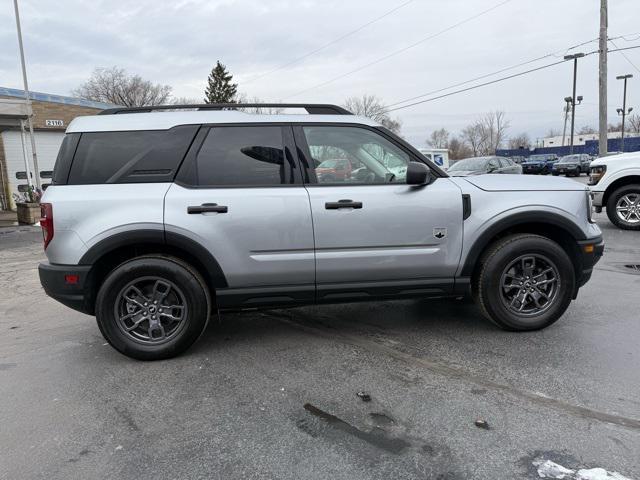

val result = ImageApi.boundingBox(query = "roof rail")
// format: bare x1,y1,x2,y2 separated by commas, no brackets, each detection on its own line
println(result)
98,103,352,115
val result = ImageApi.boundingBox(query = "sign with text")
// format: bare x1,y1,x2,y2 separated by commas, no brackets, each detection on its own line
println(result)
45,119,64,127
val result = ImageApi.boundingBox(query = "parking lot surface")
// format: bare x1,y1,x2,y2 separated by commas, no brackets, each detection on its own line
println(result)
1,179,639,479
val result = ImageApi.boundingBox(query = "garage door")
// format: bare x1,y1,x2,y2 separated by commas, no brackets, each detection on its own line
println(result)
1,130,64,209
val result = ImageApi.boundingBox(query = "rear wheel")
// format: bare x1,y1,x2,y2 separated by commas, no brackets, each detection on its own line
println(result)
472,234,575,331
606,185,640,230
96,256,211,360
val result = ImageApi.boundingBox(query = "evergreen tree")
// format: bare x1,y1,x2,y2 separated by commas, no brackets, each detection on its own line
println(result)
204,61,238,103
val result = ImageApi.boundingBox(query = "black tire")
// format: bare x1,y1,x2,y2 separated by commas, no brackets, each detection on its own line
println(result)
605,184,640,230
472,234,575,331
96,256,211,360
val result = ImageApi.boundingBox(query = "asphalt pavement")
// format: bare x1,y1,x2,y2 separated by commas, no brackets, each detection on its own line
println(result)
1,176,639,480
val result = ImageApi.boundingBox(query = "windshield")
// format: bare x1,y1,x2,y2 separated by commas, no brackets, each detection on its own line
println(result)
558,155,581,163
449,157,489,171
528,155,548,162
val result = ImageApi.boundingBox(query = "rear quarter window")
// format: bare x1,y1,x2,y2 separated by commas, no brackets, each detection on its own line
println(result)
67,126,198,185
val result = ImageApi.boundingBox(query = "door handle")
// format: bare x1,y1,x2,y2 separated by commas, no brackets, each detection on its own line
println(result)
325,199,363,210
187,203,228,214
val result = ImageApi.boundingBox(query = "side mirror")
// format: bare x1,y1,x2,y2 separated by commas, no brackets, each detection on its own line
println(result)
406,161,431,185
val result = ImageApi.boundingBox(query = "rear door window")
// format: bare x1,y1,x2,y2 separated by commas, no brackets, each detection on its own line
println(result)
183,126,296,186
67,126,198,185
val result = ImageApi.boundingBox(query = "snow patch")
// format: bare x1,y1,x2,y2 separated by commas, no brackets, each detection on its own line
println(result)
533,458,634,480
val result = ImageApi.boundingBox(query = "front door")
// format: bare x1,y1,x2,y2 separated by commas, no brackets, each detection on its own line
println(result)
164,125,315,307
294,125,464,300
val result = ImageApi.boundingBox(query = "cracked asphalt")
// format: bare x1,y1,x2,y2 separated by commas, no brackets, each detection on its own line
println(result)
1,184,639,479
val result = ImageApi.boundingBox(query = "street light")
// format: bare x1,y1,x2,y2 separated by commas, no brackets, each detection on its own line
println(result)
616,74,633,152
564,53,585,154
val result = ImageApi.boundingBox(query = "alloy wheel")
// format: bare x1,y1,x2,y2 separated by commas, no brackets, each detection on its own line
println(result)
499,254,560,316
114,276,188,344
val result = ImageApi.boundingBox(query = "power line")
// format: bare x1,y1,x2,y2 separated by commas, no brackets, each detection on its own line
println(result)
383,45,640,113
609,39,640,74
385,38,599,108
384,58,574,113
242,0,415,85
283,0,516,99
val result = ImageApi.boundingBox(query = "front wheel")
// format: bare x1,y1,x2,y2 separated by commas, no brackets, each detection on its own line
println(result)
472,234,575,331
96,256,211,360
606,185,640,230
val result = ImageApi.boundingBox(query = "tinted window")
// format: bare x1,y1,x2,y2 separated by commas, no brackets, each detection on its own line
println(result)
68,126,198,185
15,171,27,180
193,126,289,186
40,170,53,178
302,126,411,184
52,133,80,185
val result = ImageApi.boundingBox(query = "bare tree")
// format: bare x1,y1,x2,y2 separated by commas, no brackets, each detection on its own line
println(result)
546,128,561,137
461,124,484,157
628,114,640,134
448,136,472,160
608,122,623,133
578,125,597,134
460,111,510,156
508,133,531,150
72,67,172,106
427,128,449,148
343,94,402,135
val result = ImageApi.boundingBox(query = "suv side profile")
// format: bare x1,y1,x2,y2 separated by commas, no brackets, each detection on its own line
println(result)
39,104,604,360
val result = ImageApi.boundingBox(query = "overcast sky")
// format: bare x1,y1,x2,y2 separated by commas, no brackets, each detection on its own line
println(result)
1,0,639,146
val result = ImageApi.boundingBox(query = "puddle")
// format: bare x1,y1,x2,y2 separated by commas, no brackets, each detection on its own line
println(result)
302,403,410,454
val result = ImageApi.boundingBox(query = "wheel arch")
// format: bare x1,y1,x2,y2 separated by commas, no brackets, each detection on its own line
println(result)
460,212,586,282
79,230,227,314
602,175,640,206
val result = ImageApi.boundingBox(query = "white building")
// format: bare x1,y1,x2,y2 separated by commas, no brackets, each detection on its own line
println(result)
541,131,639,148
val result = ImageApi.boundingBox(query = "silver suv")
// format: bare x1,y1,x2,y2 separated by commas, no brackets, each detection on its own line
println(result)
38,103,604,360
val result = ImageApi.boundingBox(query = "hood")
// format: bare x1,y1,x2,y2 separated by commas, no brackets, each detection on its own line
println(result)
457,174,585,191
448,170,482,177
590,151,640,168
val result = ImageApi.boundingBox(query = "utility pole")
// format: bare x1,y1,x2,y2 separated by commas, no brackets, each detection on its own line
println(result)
565,53,585,154
599,0,608,156
616,74,633,152
562,96,572,146
13,0,41,190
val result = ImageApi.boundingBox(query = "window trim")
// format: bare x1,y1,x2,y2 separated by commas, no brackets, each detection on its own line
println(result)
174,124,303,189
291,123,445,187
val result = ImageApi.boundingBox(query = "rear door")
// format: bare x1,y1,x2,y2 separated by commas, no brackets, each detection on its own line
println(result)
294,124,463,300
164,124,315,307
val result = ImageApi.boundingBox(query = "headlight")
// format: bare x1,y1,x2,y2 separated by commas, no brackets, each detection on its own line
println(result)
589,165,606,185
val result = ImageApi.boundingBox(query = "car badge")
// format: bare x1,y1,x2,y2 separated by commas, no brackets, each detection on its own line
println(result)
433,228,447,239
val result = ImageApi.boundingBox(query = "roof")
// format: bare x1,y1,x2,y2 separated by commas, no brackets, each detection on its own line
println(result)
0,86,115,110
66,110,381,133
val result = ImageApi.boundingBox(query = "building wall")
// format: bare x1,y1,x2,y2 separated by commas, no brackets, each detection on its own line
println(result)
0,95,102,132
0,98,103,210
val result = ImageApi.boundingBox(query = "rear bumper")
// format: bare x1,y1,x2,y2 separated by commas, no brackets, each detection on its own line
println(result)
523,165,545,173
38,262,93,315
576,236,604,289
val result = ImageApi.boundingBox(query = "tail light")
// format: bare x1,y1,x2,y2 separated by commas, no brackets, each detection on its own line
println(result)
40,203,54,249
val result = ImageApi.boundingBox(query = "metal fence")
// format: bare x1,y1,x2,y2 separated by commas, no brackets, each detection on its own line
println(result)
497,135,640,158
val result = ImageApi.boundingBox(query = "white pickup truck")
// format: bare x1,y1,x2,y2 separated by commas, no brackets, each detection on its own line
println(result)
589,152,640,230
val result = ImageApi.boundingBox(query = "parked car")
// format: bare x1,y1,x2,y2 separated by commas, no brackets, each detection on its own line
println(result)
589,151,640,230
522,154,559,174
509,155,526,164
38,103,603,360
315,158,354,182
552,154,592,177
448,156,522,176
